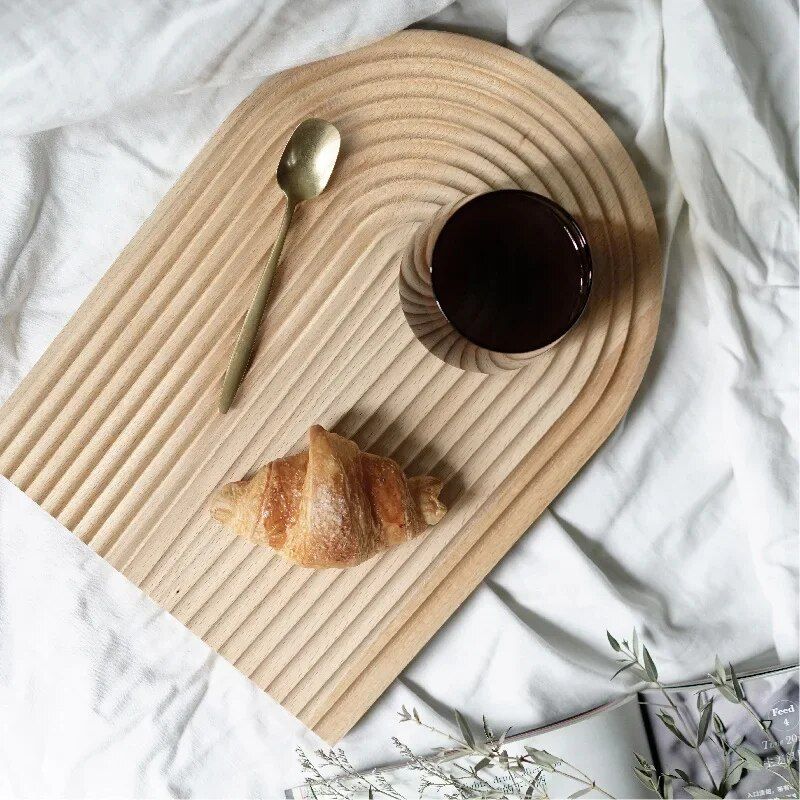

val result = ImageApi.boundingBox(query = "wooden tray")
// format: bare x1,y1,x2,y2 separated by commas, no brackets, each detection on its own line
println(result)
0,31,661,742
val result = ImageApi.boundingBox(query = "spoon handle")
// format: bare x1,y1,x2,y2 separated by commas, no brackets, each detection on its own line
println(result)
219,201,295,413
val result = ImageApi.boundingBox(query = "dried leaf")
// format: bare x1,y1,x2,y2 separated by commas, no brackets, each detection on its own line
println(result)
498,725,512,748
634,767,656,791
658,712,694,748
454,710,475,749
643,646,659,682
696,691,705,712
607,631,621,652
525,746,560,771
717,683,739,704
697,702,713,745
729,664,744,701
736,746,764,771
474,757,491,774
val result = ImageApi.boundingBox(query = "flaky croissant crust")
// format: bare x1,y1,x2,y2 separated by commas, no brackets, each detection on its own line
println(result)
210,425,446,568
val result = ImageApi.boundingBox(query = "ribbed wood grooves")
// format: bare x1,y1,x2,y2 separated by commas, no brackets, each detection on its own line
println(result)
0,31,661,743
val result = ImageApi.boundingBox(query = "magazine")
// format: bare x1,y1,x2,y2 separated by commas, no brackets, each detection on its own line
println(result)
287,664,798,799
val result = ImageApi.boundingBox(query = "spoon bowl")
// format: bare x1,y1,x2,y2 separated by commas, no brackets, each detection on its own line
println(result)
277,118,341,202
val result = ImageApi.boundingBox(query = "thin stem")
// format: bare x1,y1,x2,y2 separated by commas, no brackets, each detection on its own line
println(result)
551,767,616,799
409,718,468,750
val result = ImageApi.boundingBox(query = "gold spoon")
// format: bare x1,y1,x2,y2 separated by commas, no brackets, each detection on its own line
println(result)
219,118,341,413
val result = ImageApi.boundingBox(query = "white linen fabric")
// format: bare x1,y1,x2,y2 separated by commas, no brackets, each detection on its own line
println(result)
0,0,796,796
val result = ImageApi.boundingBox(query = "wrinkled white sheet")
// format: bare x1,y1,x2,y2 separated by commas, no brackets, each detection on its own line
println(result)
0,0,797,796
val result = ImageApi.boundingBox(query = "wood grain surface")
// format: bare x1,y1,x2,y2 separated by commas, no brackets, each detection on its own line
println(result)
0,30,661,742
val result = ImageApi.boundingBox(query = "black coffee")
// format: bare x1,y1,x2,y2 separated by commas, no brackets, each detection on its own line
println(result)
431,191,592,354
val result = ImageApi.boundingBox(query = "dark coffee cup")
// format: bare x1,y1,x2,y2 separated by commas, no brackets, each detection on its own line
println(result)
399,190,592,373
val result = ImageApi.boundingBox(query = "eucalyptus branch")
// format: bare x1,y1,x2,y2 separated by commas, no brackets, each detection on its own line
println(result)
298,633,796,800
657,685,716,787
608,630,718,790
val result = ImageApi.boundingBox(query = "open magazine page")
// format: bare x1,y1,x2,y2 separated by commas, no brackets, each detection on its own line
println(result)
287,697,654,798
642,666,798,799
522,696,653,798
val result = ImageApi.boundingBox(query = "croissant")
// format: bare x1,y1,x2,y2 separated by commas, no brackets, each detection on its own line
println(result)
210,425,447,568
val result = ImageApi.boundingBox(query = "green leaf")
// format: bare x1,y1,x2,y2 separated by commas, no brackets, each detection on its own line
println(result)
697,701,713,744
696,691,706,712
736,745,763,771
726,761,744,790
368,788,374,800
632,628,640,658
482,715,492,741
661,774,674,799
714,656,726,683
685,786,718,799
607,631,621,652
674,769,691,783
729,664,744,701
643,646,659,682
525,786,535,799
454,710,475,749
474,756,490,774
712,714,726,736
634,752,652,768
717,683,740,704
658,711,695,748
568,789,592,799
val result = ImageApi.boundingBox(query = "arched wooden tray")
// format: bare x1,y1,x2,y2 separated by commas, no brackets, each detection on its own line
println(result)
0,31,661,742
